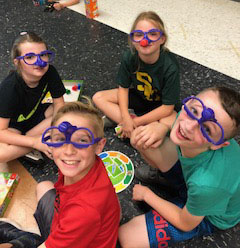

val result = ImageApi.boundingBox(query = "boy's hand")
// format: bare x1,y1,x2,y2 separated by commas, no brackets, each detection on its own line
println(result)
131,122,169,149
132,184,151,201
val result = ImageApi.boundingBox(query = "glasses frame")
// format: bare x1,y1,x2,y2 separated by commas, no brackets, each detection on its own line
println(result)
42,121,102,148
129,29,163,44
182,96,225,145
16,50,55,67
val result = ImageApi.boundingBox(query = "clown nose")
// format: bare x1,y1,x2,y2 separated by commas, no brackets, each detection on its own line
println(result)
140,39,148,47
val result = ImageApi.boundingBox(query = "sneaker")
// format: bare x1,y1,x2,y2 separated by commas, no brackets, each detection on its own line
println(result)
135,165,171,187
102,115,116,128
24,150,44,164
128,109,137,119
0,218,43,247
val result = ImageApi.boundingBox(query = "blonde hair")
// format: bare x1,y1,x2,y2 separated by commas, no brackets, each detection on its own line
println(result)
52,96,104,138
128,11,168,53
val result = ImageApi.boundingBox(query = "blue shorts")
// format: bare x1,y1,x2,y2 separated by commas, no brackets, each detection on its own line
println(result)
145,161,216,247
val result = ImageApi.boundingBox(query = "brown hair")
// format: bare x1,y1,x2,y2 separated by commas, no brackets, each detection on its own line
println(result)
11,32,47,73
128,11,168,53
204,86,240,139
52,97,104,138
11,32,47,60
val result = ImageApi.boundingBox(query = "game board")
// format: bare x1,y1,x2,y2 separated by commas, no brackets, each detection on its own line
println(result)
42,80,84,103
99,151,134,193
62,80,84,102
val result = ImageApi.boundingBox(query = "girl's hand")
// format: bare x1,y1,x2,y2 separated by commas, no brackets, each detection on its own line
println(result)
121,116,136,138
132,184,151,202
33,136,53,159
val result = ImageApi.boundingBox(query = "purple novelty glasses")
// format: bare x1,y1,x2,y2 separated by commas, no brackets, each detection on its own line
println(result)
16,50,55,68
183,96,225,145
42,121,102,148
130,29,163,46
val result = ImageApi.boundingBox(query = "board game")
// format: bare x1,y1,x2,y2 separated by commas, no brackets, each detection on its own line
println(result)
99,151,134,193
41,80,84,103
0,172,20,217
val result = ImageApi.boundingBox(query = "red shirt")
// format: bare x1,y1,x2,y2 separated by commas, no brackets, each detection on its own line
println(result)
46,156,120,248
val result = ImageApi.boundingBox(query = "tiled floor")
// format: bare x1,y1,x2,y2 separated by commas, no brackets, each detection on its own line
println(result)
0,0,240,247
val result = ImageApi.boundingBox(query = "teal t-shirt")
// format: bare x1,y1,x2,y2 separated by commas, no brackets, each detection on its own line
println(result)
116,49,180,107
178,139,240,230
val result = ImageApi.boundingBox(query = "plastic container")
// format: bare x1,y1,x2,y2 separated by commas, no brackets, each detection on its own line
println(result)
84,0,99,19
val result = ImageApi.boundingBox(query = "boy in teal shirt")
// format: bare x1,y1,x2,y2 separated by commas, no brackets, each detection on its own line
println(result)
119,86,240,247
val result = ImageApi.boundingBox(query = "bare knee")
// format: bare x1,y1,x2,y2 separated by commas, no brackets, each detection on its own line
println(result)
92,91,104,106
118,215,149,248
0,147,14,163
36,181,54,202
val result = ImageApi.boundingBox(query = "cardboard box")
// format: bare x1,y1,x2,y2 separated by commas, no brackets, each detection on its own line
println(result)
0,173,20,217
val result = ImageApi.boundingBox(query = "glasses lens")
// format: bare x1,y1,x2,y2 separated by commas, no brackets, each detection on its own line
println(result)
23,53,37,65
185,98,203,120
130,31,144,42
43,128,66,146
71,129,94,146
147,30,162,42
202,121,223,144
40,51,54,63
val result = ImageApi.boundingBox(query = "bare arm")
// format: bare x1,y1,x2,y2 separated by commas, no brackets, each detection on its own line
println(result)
118,87,136,138
133,104,174,127
52,96,64,116
133,184,204,232
0,117,38,148
53,0,80,10
118,86,130,121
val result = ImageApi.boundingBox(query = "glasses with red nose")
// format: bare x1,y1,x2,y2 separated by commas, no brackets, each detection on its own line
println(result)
129,29,163,47
182,96,225,145
42,121,102,148
16,50,55,68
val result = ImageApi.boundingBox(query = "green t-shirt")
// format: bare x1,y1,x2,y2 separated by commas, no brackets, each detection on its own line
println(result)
116,49,180,107
178,139,240,229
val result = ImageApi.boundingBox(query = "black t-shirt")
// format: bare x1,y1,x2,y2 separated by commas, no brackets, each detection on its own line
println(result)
0,65,65,123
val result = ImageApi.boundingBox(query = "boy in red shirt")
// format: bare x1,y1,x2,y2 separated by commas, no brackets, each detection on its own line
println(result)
34,99,121,248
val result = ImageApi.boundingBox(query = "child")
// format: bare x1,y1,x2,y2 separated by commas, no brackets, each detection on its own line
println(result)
0,32,65,167
33,99,121,247
118,86,240,247
92,11,180,138
47,0,80,11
